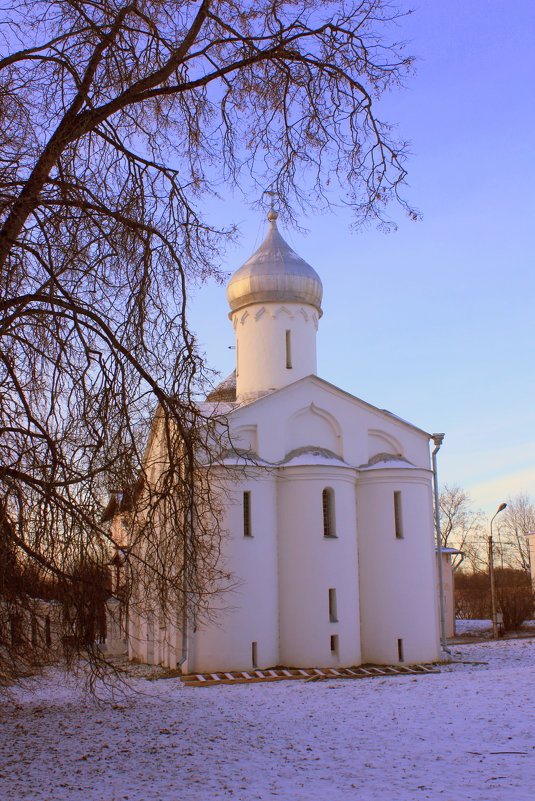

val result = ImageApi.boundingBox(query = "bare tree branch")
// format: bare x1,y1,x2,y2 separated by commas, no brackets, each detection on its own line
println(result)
0,0,415,683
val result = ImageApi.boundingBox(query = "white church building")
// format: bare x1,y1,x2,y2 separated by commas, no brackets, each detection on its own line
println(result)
127,211,442,672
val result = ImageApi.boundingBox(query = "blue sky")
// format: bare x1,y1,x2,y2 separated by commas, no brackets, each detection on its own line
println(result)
188,0,535,514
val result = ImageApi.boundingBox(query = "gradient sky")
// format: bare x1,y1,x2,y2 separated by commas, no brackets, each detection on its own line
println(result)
187,0,535,515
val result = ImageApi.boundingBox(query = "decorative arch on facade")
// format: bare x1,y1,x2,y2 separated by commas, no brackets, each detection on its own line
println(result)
254,306,267,321
272,305,294,320
285,403,343,457
367,429,403,460
231,424,258,454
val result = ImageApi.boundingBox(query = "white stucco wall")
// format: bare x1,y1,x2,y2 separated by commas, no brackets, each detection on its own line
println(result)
437,553,456,638
190,468,279,673
277,464,361,668
127,374,441,672
356,467,441,665
224,376,431,470
232,303,319,401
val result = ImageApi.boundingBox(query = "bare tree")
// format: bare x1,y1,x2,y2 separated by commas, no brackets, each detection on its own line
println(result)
497,494,535,572
0,0,415,682
439,485,485,570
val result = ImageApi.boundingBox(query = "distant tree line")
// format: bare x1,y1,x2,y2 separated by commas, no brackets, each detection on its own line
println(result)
438,486,535,630
439,487,535,573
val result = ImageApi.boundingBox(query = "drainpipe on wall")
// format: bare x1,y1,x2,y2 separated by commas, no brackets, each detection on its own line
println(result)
177,527,190,669
177,605,188,668
177,485,193,669
431,433,450,655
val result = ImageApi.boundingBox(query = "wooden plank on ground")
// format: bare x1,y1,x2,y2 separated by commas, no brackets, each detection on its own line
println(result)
180,661,439,686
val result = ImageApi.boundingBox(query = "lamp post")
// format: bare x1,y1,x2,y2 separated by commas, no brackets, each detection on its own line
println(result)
489,502,507,638
431,433,448,652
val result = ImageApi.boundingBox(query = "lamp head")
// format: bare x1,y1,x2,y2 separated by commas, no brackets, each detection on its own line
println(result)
497,502,507,512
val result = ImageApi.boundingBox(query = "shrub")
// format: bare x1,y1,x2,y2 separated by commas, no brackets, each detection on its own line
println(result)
455,571,490,620
495,568,534,631
455,568,534,631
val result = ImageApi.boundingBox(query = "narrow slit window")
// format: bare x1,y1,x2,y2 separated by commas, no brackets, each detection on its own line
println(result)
328,588,338,622
243,491,252,537
394,491,404,539
251,641,258,668
330,634,339,653
285,330,292,369
322,488,336,538
397,638,404,662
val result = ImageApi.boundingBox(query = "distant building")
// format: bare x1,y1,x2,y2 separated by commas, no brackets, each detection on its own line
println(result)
128,212,442,671
526,533,535,588
437,548,462,638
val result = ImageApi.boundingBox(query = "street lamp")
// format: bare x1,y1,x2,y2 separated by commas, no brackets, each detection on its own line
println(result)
431,433,448,652
489,502,507,638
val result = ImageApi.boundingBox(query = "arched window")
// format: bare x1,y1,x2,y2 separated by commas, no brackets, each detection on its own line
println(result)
322,488,336,538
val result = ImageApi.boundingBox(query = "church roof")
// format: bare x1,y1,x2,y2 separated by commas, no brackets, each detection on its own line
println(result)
206,370,237,402
226,211,323,315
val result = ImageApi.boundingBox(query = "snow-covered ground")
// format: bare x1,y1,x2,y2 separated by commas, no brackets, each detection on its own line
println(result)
454,619,535,638
1,638,535,801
